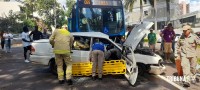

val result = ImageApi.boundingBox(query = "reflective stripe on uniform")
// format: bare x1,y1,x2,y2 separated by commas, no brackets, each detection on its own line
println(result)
53,50,70,54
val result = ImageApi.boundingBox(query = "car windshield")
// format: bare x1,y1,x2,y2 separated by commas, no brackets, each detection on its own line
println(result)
79,8,124,34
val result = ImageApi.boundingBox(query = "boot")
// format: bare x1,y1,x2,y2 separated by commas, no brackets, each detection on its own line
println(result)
67,79,73,85
59,80,65,84
92,76,96,81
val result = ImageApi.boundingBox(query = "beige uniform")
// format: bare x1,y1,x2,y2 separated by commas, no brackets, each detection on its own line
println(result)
176,33,200,82
49,29,73,80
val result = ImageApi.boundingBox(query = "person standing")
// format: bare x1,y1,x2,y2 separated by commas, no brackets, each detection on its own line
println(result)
3,31,13,53
160,26,167,51
162,23,175,63
21,26,32,63
172,29,176,53
91,38,105,80
126,26,132,38
29,25,43,41
175,25,200,87
42,29,50,39
49,25,74,85
148,29,157,52
0,31,5,50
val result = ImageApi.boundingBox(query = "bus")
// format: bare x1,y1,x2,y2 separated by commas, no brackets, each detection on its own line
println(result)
68,0,125,41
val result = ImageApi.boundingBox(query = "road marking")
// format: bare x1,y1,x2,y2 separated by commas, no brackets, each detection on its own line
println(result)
157,75,186,90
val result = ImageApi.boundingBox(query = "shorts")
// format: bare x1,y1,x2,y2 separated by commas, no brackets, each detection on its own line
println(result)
164,42,172,53
149,44,155,50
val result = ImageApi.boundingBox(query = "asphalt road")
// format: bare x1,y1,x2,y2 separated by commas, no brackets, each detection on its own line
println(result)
0,46,181,90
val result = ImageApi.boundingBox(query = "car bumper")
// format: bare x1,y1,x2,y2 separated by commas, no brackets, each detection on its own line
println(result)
149,64,166,75
30,55,51,65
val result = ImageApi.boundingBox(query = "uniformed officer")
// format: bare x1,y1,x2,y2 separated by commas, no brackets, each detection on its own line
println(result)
91,38,105,80
49,25,74,85
175,25,200,87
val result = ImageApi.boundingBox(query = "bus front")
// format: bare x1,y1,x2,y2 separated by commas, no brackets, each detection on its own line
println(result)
72,0,125,39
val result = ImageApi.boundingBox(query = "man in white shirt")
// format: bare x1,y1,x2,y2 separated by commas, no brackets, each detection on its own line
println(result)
3,31,13,53
21,26,32,63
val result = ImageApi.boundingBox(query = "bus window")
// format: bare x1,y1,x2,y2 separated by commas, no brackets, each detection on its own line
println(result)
102,8,123,34
79,8,103,32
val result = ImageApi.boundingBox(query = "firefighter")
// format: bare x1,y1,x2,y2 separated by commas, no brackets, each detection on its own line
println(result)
175,25,200,87
49,25,74,85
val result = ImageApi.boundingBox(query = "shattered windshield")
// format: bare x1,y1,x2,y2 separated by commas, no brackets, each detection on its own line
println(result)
79,8,124,34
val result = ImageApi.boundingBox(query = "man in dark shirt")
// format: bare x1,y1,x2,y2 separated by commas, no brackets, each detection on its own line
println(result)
29,26,43,41
161,23,175,63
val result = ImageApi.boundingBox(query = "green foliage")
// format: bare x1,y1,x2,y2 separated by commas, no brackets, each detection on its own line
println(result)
124,0,154,12
124,0,137,12
0,10,24,33
16,0,67,29
23,19,36,27
66,0,76,17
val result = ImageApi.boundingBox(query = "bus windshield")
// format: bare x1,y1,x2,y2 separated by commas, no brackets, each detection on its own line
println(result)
79,8,124,35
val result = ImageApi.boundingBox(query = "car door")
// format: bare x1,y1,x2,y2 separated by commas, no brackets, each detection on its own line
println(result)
123,22,154,85
71,36,91,63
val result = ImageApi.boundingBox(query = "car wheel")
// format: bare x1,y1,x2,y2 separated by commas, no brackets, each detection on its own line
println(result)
137,63,146,76
49,58,57,75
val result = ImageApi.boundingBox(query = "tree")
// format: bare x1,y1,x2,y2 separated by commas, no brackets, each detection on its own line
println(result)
17,0,67,30
166,0,170,23
0,10,23,33
66,0,76,17
124,0,154,22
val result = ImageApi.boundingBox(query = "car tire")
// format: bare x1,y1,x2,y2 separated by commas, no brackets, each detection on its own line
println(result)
137,63,146,76
49,58,57,75
49,58,67,75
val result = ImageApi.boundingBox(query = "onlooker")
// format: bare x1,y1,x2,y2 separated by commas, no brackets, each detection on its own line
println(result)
0,31,5,50
120,36,125,45
160,26,167,51
162,23,175,63
29,26,43,41
3,31,13,53
91,38,105,80
42,29,50,39
172,29,176,53
126,26,132,38
138,34,146,48
49,25,74,85
21,26,32,63
148,29,157,52
175,25,200,87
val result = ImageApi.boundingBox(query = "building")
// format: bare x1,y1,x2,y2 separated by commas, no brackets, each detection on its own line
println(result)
125,0,200,29
0,2,22,18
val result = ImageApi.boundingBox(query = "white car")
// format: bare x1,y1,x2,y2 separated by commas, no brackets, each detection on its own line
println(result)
30,22,165,86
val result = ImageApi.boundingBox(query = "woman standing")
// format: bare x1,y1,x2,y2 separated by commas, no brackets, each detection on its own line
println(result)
3,31,13,53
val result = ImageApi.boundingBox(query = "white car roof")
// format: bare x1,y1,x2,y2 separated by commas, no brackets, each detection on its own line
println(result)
71,32,109,39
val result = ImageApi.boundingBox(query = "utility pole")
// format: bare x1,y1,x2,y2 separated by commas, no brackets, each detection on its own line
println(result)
154,0,157,30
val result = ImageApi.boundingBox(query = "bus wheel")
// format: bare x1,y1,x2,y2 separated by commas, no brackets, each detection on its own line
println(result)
49,58,57,75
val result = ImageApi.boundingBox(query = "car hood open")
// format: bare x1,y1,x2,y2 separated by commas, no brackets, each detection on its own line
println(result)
123,22,154,50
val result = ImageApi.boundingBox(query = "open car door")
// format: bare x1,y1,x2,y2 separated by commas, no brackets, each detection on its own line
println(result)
122,22,154,85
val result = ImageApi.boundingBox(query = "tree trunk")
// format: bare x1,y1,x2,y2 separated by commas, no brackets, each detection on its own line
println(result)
166,0,170,23
154,0,157,30
140,0,143,22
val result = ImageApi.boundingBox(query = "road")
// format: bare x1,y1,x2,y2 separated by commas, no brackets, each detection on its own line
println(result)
0,46,184,90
